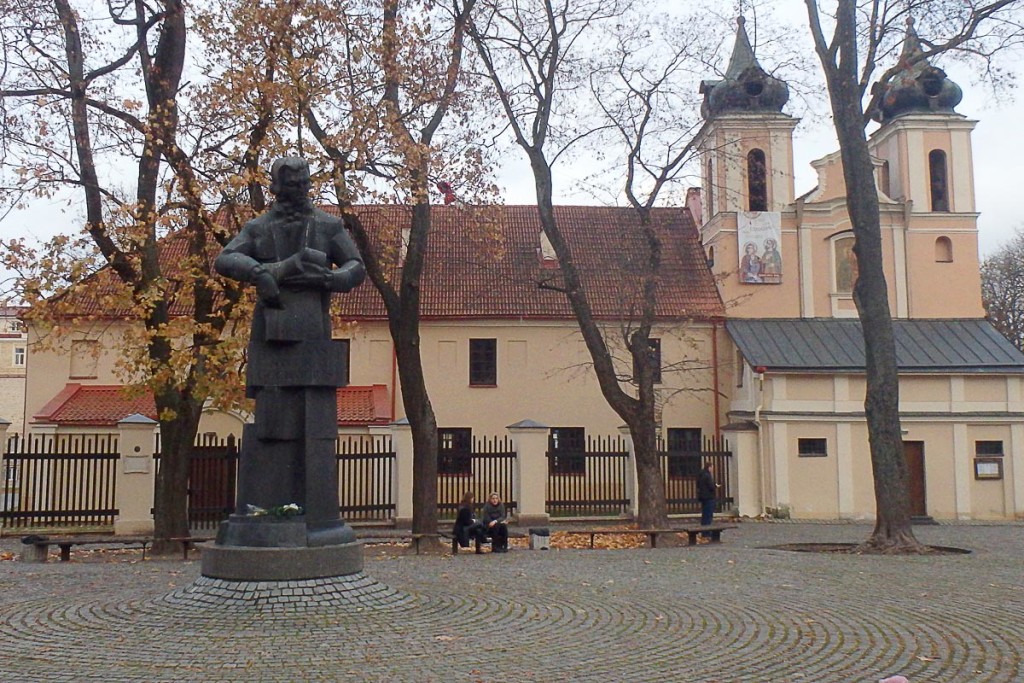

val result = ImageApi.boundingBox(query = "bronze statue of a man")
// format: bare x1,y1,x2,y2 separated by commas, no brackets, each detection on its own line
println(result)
215,157,365,548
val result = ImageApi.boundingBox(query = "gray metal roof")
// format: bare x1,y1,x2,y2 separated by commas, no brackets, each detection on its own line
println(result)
726,319,1024,373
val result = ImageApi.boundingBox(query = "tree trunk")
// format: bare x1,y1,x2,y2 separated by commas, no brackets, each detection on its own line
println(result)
527,153,669,529
818,0,925,552
152,390,204,554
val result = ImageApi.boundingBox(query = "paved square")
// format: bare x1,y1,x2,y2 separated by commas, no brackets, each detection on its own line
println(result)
0,521,1021,682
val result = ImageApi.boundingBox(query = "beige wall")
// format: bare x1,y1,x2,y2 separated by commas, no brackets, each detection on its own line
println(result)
355,319,726,440
26,315,727,446
738,372,1024,521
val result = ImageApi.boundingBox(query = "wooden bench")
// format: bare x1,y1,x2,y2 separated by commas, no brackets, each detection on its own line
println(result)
563,524,738,549
20,534,215,562
21,535,153,562
450,528,527,554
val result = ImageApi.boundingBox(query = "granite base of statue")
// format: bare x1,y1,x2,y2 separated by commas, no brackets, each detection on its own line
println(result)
200,157,366,582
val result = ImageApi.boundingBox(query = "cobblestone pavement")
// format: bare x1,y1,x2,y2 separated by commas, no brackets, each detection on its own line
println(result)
0,521,1022,682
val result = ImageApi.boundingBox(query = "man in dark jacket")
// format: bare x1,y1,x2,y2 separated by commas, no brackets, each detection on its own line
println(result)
697,462,717,529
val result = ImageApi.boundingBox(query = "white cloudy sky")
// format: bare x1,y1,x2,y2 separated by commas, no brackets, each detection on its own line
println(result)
2,1,1023,258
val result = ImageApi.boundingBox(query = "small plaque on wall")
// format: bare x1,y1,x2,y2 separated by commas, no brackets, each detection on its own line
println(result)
974,458,1003,480
124,456,151,474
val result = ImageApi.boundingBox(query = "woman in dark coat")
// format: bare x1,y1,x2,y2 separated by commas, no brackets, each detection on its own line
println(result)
480,492,509,552
453,491,486,554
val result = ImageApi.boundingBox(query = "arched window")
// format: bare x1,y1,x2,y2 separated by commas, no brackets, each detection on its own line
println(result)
834,235,858,294
935,236,953,263
747,149,767,211
929,149,949,212
707,245,715,268
706,158,715,217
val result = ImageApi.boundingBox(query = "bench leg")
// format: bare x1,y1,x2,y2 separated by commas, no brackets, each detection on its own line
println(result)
21,544,49,563
686,531,698,546
59,544,72,562
590,533,596,549
710,531,722,543
649,533,658,549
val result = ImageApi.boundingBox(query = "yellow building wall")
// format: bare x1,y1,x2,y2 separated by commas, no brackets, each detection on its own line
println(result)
744,372,1022,521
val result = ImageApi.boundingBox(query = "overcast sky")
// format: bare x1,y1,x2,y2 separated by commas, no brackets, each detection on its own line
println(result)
3,2,1023,261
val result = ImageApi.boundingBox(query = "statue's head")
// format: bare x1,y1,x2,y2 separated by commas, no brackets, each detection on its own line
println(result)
269,157,311,202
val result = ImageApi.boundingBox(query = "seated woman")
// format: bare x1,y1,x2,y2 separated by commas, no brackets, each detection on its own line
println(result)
480,491,509,553
452,491,486,554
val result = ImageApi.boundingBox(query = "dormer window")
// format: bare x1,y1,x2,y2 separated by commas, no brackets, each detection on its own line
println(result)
935,236,953,263
929,150,949,212
539,229,558,268
747,149,767,211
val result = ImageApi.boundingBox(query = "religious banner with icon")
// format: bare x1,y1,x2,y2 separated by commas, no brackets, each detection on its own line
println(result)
737,212,782,284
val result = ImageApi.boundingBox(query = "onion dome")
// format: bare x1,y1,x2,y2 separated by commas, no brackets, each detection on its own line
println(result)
871,18,963,123
700,17,789,120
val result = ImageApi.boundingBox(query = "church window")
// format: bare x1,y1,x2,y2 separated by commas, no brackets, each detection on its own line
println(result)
929,150,949,212
834,236,858,294
747,149,767,211
935,236,953,263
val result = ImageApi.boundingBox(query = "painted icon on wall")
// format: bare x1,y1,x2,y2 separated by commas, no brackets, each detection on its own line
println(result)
737,212,781,284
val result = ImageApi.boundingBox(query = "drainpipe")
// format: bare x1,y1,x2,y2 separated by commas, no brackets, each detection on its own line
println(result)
712,321,721,436
390,343,398,421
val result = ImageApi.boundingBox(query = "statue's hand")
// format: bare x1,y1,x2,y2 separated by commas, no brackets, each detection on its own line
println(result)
281,263,333,289
254,270,283,308
264,252,304,282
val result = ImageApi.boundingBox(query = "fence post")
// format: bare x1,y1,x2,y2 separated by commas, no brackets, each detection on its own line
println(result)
0,418,9,523
114,414,158,536
390,419,413,529
507,419,550,527
618,425,638,520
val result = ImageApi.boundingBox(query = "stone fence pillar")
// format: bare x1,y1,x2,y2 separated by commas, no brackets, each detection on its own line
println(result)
114,414,158,536
390,419,413,529
724,424,760,518
507,419,550,527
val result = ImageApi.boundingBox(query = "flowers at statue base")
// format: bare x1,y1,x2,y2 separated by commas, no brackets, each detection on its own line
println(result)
245,503,304,518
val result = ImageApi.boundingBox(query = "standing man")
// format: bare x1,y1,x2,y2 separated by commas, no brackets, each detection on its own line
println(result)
697,461,717,530
214,157,365,548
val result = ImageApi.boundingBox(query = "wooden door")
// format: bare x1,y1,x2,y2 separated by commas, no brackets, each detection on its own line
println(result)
903,441,927,517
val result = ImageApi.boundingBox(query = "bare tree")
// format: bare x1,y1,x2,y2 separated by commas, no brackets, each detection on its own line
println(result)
982,229,1024,351
292,0,490,544
804,0,1024,551
466,0,725,528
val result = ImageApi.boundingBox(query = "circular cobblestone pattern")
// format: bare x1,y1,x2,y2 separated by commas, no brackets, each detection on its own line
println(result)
1,522,1021,682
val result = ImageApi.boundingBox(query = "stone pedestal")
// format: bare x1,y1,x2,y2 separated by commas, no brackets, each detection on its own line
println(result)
200,540,363,581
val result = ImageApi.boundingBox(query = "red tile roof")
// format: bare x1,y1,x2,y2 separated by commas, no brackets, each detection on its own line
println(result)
33,384,157,426
45,205,724,322
33,383,391,427
336,384,391,426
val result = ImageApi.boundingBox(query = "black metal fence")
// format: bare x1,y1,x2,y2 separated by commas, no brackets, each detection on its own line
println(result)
437,436,516,519
660,435,732,515
546,436,630,517
337,435,395,522
1,433,119,529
